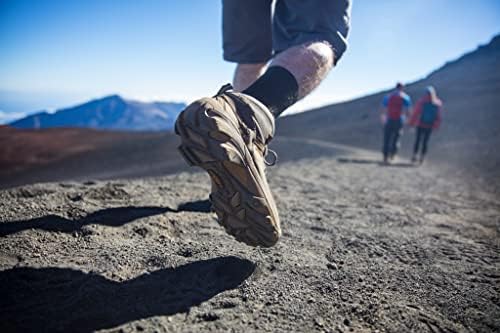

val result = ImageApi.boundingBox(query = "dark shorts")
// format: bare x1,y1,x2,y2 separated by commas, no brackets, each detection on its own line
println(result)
222,0,351,64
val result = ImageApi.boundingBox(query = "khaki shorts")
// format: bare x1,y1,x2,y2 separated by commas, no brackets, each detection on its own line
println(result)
222,0,351,64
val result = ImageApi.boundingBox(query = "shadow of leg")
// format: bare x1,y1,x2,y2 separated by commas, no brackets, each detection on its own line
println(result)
177,199,212,213
337,157,380,165
0,256,255,333
0,206,174,237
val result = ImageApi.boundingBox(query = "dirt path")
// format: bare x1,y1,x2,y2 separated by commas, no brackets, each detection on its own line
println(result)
0,147,499,332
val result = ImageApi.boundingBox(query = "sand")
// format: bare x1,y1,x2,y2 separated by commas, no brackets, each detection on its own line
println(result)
1,143,498,332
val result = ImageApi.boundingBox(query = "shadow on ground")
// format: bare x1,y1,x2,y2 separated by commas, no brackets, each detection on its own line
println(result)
384,162,416,168
337,157,381,165
177,199,212,213
0,256,255,333
337,157,415,168
0,200,213,237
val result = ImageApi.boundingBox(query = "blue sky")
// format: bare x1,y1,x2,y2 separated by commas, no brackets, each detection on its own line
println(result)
1,0,499,122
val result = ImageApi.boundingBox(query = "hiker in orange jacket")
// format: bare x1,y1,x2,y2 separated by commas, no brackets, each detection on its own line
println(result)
409,86,443,164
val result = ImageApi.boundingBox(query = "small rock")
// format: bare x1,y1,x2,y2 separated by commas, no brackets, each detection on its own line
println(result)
133,227,149,237
327,263,338,270
198,312,219,322
69,193,83,202
177,248,194,257
315,317,325,327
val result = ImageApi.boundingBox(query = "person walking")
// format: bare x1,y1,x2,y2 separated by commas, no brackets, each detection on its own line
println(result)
409,86,443,164
380,83,412,163
175,0,352,247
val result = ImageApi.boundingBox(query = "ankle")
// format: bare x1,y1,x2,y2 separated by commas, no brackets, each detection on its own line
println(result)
242,66,299,118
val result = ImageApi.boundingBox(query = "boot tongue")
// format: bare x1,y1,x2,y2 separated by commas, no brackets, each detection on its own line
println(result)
227,92,275,145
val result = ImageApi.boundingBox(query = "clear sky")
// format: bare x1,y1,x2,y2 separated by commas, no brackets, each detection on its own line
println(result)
1,0,499,121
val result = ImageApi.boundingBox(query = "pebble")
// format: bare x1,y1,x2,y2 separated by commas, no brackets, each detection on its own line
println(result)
315,317,325,327
327,263,338,270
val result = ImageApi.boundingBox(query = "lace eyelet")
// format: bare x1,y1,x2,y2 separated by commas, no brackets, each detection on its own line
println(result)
264,149,278,166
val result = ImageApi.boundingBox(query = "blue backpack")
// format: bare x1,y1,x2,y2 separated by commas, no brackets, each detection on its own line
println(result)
420,102,438,125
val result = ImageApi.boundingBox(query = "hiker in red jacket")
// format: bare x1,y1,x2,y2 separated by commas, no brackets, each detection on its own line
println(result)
409,86,443,164
380,82,412,163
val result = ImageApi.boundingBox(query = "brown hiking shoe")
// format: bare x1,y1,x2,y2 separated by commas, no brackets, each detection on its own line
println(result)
174,84,281,247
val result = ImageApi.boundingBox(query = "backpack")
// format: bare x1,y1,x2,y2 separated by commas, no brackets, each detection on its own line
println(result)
420,102,438,125
387,93,404,120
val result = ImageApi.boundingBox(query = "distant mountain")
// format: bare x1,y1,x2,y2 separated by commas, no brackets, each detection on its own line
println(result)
9,95,186,131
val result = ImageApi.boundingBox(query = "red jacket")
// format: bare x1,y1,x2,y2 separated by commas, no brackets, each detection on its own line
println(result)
409,96,443,129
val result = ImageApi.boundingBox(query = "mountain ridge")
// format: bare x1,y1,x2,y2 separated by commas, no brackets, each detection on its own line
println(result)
9,94,186,131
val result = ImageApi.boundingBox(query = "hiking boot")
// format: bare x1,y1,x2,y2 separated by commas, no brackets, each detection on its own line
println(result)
411,155,418,163
174,84,281,247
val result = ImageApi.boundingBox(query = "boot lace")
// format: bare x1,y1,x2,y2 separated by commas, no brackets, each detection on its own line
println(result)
215,83,278,167
215,83,233,96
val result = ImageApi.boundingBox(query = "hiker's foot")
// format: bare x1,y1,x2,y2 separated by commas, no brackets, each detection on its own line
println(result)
175,84,281,247
411,155,418,163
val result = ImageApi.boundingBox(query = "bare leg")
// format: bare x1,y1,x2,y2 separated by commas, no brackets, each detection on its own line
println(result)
270,41,334,99
233,63,268,92
241,40,335,118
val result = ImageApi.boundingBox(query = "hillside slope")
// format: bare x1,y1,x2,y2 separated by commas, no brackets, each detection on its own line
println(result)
278,35,500,180
0,127,186,189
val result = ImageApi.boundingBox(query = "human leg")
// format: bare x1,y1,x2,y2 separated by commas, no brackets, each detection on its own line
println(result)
242,0,352,118
243,41,334,118
382,122,392,162
233,63,268,92
175,0,280,247
390,121,403,158
269,41,335,100
175,0,351,247
413,127,423,161
420,128,432,162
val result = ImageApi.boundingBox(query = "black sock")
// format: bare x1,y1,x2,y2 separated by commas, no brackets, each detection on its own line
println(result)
243,66,299,118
